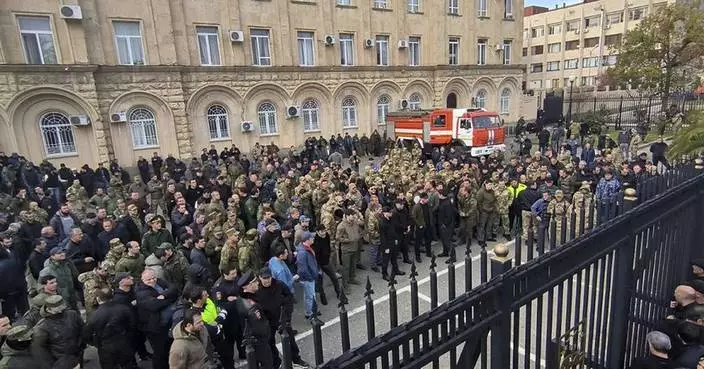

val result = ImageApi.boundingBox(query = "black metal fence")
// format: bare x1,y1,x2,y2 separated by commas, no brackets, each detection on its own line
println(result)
565,93,704,131
259,163,703,369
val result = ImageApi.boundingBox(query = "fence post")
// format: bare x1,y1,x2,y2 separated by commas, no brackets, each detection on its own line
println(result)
622,188,638,213
338,278,351,352
593,96,597,113
279,311,294,369
617,96,624,131
607,232,637,369
490,243,513,369
311,302,324,366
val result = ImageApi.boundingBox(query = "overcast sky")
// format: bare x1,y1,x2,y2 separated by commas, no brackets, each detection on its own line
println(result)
525,0,581,7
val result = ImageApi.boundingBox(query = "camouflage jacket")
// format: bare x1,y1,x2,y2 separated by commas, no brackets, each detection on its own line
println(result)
547,199,570,218
456,191,477,218
494,187,513,214
237,231,260,275
219,241,238,274
115,253,146,279
78,271,111,314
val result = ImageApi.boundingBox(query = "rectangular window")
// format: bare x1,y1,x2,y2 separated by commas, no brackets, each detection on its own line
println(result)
196,26,221,66
605,34,622,47
297,31,315,66
548,23,561,35
551,78,561,88
548,42,561,53
251,29,271,66
629,7,646,21
565,40,580,50
607,12,623,24
448,0,459,14
17,16,57,64
408,36,420,66
547,61,560,71
502,40,511,65
584,16,600,28
477,0,487,17
566,20,580,32
504,0,513,17
339,33,354,66
374,0,388,8
408,0,420,13
583,37,599,48
531,27,544,38
531,45,544,55
530,63,543,73
603,55,618,66
477,39,487,65
448,37,459,65
581,76,596,86
522,47,528,57
113,21,144,65
376,35,389,66
582,56,599,68
337,0,351,4
564,58,578,69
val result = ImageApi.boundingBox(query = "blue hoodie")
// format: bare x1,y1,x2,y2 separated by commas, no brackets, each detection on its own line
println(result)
295,243,319,282
268,256,294,293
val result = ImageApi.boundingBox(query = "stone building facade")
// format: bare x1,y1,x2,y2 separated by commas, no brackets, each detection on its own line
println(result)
0,0,523,168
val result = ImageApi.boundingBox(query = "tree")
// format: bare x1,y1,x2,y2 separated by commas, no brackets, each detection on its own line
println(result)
669,110,704,158
606,2,704,105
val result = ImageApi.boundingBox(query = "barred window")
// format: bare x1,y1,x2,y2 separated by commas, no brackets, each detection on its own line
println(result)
257,102,278,135
40,112,76,155
207,105,229,140
475,89,487,108
342,97,357,128
301,99,320,132
500,88,511,114
128,108,158,148
408,93,422,110
377,94,391,125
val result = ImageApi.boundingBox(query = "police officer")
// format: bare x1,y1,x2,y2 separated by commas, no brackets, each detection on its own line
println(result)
236,271,273,369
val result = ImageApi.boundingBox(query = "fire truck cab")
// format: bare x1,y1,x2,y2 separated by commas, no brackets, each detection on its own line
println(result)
387,108,506,157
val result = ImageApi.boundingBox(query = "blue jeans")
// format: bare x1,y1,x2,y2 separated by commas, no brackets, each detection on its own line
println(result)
300,280,316,317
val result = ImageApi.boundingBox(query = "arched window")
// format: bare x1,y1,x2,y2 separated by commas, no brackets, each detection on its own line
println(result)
475,89,487,109
408,93,422,110
257,102,278,135
377,94,391,125
341,97,357,128
500,88,511,115
128,108,158,148
301,99,320,132
207,104,230,140
446,93,457,108
40,112,76,155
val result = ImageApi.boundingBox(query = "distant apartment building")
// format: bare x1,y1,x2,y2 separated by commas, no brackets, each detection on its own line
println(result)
522,0,672,91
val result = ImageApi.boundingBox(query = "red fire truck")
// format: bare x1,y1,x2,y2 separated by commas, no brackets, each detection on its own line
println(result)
386,108,506,157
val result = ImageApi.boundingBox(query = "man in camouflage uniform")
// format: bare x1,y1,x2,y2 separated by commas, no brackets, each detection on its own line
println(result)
494,179,514,240
244,190,260,230
78,261,112,317
127,175,148,199
238,229,260,275
65,193,87,220
569,182,594,236
457,183,477,249
66,179,88,203
147,175,165,214
115,241,146,278
547,189,571,246
365,196,382,271
156,242,189,291
206,226,226,265
88,188,110,212
108,177,126,202
312,178,333,225
219,228,240,274
104,238,126,273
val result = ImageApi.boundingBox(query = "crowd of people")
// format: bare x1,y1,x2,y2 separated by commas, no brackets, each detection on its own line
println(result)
628,260,704,369
0,120,684,369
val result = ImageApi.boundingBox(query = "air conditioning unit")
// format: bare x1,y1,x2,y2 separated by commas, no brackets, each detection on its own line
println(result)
583,28,590,33
240,121,254,133
574,29,580,34
399,100,409,109
229,31,244,42
604,24,611,29
60,5,83,20
505,13,514,19
324,35,336,46
495,44,503,52
69,115,90,126
398,40,408,49
110,112,127,123
364,38,374,48
286,105,300,119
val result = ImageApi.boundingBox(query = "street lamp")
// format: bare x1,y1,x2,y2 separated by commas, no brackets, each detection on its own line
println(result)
567,75,576,126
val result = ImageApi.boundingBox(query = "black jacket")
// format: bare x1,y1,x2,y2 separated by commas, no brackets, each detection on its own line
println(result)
436,197,457,228
312,233,332,266
380,216,400,251
63,238,98,274
253,279,293,328
32,309,84,369
28,249,47,280
83,300,136,353
517,188,540,212
134,279,178,333
0,250,26,297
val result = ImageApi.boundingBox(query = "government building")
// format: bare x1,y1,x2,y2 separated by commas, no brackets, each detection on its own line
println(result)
0,0,522,168
522,0,671,91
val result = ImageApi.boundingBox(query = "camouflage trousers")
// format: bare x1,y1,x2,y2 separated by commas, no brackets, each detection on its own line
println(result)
458,216,476,247
150,198,166,215
548,216,566,246
493,212,511,236
521,210,538,241
571,211,592,237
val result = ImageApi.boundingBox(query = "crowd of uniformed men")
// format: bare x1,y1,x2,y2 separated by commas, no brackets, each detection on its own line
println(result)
0,124,673,369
